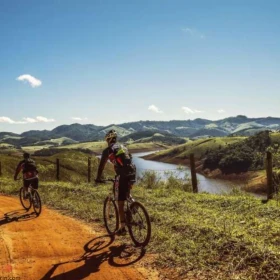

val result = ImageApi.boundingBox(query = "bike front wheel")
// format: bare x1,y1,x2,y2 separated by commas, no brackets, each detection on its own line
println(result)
32,190,42,216
128,201,151,247
103,197,119,235
19,187,31,210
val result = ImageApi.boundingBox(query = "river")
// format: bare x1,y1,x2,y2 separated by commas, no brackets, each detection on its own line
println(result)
132,151,244,194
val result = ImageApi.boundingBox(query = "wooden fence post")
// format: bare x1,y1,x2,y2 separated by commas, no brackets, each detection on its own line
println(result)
56,158,60,181
266,151,273,200
88,157,91,183
190,153,198,193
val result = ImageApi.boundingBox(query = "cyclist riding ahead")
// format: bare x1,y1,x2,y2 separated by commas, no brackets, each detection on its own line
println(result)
14,152,39,196
95,129,136,236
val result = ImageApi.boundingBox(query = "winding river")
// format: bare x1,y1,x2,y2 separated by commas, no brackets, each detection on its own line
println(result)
132,151,244,194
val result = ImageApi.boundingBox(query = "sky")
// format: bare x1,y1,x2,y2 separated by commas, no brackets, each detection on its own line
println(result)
1,0,280,133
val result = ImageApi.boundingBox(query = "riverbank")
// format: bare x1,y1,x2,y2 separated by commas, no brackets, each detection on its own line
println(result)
142,153,267,195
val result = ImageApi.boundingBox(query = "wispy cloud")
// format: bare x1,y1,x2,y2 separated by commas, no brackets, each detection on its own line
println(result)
0,117,25,124
71,117,88,121
148,105,163,114
23,117,38,123
0,116,56,124
33,116,55,123
16,74,42,88
182,107,203,114
181,27,205,39
217,109,225,113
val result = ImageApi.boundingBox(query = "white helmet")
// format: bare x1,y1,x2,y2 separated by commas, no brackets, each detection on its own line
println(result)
105,129,117,143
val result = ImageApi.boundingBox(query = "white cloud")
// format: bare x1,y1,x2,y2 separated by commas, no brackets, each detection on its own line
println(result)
1,116,55,124
217,109,225,113
23,117,37,123
71,117,88,121
182,107,203,114
0,117,16,124
148,105,163,113
36,116,55,122
23,116,55,123
16,74,42,88
181,27,205,39
0,117,25,124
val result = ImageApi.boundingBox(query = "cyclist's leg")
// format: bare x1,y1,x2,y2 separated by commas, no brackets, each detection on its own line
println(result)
23,179,29,197
32,178,39,190
117,175,130,231
23,179,28,190
28,178,38,192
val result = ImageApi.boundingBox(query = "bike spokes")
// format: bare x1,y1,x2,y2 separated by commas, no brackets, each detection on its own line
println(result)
19,187,31,210
128,201,151,247
32,190,42,216
103,197,119,234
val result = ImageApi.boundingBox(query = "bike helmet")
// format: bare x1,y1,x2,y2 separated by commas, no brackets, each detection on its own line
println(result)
105,129,117,144
23,152,30,159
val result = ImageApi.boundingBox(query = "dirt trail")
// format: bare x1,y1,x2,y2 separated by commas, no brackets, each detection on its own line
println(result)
0,195,159,280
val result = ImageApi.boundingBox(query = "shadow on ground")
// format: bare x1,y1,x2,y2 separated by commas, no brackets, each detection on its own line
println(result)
41,234,146,280
0,209,38,226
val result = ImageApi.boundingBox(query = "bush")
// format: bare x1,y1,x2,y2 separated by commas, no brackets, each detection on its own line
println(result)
203,131,272,173
138,170,192,192
137,171,161,189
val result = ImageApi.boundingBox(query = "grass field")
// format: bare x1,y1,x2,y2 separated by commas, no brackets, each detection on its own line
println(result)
150,136,245,161
271,132,280,145
0,150,114,182
0,172,280,280
0,143,15,147
21,144,54,153
20,141,164,155
57,141,107,152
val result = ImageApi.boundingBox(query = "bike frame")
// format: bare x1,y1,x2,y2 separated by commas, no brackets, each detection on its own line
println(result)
106,177,135,206
101,177,151,247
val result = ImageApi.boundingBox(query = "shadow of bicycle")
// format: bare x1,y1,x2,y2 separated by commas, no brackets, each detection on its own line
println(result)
41,234,146,280
0,209,38,226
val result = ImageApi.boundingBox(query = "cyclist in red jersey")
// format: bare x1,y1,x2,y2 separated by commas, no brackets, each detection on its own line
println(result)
14,152,39,192
95,129,136,235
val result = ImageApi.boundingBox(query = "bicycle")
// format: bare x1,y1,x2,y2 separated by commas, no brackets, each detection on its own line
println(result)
101,178,151,247
18,179,42,216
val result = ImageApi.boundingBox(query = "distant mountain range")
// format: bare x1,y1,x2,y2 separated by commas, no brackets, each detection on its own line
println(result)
1,115,280,147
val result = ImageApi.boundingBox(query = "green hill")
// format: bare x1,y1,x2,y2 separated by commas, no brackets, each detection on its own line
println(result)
120,130,186,145
203,131,272,173
1,116,280,148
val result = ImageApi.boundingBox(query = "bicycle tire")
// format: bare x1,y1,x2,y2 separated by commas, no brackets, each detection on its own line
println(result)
103,196,119,235
19,187,31,210
32,190,42,216
128,201,151,247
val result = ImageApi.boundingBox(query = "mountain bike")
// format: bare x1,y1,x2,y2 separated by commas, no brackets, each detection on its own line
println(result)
18,179,42,216
101,178,151,247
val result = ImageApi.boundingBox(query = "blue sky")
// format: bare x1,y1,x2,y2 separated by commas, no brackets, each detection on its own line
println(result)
1,0,280,133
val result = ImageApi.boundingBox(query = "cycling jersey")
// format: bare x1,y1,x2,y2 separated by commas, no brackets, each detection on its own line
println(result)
97,142,136,182
15,160,38,180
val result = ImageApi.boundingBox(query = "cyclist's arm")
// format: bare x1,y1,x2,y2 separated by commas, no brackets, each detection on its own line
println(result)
96,150,109,181
14,161,23,180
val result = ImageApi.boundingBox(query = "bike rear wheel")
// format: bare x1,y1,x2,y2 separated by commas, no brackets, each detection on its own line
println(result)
32,190,42,216
127,201,151,247
19,187,31,210
103,196,119,235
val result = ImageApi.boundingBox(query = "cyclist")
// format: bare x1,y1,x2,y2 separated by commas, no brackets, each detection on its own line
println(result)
95,129,136,235
14,152,39,197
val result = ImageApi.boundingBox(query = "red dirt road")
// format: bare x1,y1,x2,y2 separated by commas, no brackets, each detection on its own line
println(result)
0,195,158,280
